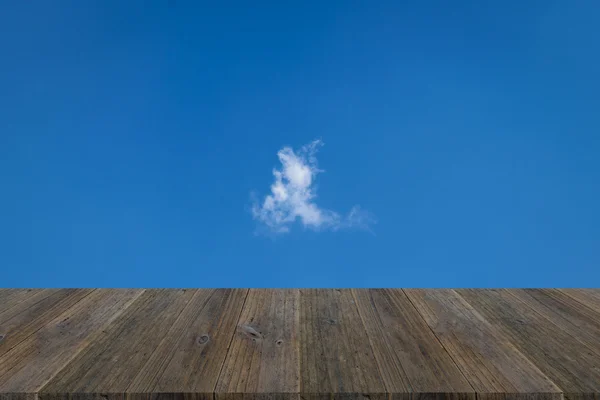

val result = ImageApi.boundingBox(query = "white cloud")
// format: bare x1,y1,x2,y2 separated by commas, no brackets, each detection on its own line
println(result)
252,139,375,234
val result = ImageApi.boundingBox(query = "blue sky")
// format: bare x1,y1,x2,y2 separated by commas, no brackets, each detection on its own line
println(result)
1,1,599,287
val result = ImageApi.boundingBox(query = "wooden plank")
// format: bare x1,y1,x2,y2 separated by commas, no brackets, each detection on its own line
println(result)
0,290,40,316
352,289,474,398
215,289,299,400
40,289,195,394
299,289,385,400
127,288,249,396
457,289,600,397
0,289,143,393
0,288,599,400
0,289,32,304
506,289,600,357
0,393,37,400
559,289,600,314
0,290,55,324
0,289,93,358
404,289,561,400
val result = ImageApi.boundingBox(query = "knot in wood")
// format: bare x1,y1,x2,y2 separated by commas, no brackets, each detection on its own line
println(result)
197,334,210,345
57,317,70,328
240,324,263,340
276,339,283,346
0,334,5,342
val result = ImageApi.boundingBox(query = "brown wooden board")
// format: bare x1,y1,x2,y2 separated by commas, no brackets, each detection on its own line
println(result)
299,289,386,400
216,289,299,400
0,289,143,393
0,290,42,316
0,289,93,359
404,289,561,400
457,289,600,399
506,289,600,357
40,289,195,394
352,289,475,399
559,289,600,314
0,289,598,400
129,288,248,397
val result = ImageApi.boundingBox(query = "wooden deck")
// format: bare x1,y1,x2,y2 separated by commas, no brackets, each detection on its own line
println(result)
0,289,599,400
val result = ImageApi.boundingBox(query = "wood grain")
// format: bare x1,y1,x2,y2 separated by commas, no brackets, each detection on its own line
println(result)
0,289,599,400
0,289,93,359
352,289,474,399
0,289,143,393
404,289,561,400
0,290,41,316
128,288,248,397
559,289,600,314
0,290,54,323
506,289,600,357
40,289,195,394
299,289,385,400
457,289,600,397
216,289,299,400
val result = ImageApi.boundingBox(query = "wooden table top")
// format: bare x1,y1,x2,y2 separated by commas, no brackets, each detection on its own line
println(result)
0,289,599,400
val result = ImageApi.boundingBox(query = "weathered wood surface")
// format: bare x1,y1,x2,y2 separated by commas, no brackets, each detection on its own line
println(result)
0,289,598,400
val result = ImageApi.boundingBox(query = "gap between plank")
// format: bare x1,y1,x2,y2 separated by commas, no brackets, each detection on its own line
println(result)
556,289,600,319
452,289,567,397
400,289,478,395
0,289,54,323
212,288,251,400
350,289,412,394
0,290,65,358
125,288,209,393
0,289,99,385
502,290,600,371
34,289,146,395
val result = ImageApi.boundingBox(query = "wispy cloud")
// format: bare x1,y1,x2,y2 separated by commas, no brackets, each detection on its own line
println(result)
251,139,375,234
